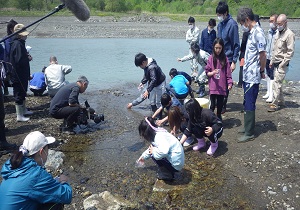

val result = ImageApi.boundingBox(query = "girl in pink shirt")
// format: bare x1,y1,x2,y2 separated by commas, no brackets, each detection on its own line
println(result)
205,38,233,120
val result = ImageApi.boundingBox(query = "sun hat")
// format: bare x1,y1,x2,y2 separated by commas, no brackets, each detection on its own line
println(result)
13,24,29,36
19,131,55,156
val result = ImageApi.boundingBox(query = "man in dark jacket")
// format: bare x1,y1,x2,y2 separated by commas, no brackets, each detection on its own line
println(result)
135,53,166,113
9,23,32,122
50,76,89,135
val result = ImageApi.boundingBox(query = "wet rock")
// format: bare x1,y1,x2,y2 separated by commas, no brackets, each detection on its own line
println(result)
80,177,90,184
83,191,137,210
45,150,65,171
82,191,92,197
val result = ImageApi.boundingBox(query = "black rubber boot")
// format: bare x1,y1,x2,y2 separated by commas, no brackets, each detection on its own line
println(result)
238,111,255,143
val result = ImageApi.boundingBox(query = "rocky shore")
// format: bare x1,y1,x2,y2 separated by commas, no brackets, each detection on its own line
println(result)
0,15,299,209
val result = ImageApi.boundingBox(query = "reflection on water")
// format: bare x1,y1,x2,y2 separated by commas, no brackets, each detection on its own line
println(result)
27,38,300,92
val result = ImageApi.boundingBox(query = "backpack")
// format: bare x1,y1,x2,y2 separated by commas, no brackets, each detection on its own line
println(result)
0,61,13,87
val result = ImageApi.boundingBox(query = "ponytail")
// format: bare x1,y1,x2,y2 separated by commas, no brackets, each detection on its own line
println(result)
10,151,24,169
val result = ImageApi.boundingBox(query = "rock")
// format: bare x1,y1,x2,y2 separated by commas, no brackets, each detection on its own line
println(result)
45,150,65,171
83,191,137,210
82,191,92,197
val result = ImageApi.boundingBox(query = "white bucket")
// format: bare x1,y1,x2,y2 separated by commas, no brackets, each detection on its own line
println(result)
184,98,209,109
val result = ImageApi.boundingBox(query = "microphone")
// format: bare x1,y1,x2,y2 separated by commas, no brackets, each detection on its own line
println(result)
60,0,90,21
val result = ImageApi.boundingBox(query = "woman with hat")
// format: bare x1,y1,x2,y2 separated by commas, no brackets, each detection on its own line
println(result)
9,23,33,122
0,131,72,210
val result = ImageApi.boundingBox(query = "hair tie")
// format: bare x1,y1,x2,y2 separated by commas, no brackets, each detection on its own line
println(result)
19,145,29,156
145,117,167,132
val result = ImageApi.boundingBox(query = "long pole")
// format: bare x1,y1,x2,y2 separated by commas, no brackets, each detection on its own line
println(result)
0,4,66,44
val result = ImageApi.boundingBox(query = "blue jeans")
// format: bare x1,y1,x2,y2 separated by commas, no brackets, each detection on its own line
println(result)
243,82,259,111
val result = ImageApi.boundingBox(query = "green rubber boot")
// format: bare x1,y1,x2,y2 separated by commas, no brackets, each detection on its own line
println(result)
238,111,255,143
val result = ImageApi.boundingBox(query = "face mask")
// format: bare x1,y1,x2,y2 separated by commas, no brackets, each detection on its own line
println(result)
189,24,194,29
278,25,285,32
241,24,250,32
217,16,224,22
40,149,48,167
269,23,276,29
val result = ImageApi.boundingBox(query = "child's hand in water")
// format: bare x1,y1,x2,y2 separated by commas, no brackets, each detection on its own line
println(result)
205,127,213,136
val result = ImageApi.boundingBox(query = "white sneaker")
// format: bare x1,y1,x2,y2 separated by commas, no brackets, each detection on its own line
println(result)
183,137,194,147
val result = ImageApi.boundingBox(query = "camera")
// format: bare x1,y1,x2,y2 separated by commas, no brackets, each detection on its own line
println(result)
77,101,104,125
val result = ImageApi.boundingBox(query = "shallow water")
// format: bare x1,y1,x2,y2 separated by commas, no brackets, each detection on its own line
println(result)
58,87,261,209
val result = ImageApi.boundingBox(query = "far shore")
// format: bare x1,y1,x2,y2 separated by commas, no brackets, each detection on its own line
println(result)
0,15,300,39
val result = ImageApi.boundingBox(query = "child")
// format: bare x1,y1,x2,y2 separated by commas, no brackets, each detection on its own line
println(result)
205,38,233,120
167,68,194,100
136,117,185,181
178,42,210,97
178,99,223,155
152,93,186,127
168,106,194,147
29,66,47,96
134,53,166,113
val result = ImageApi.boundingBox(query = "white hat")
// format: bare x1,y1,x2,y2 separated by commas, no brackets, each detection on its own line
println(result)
13,24,29,36
20,131,55,156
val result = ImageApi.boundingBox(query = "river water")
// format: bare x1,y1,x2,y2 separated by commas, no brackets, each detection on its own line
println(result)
27,38,300,92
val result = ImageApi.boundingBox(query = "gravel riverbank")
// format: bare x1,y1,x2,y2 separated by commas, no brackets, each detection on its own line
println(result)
0,14,299,209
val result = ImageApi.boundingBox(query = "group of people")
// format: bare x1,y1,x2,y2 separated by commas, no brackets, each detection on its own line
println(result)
0,1,296,208
133,2,295,181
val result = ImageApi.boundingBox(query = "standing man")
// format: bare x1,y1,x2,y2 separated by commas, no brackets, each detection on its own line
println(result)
186,16,200,79
0,71,17,151
216,1,240,113
49,76,89,135
44,56,72,98
236,7,267,142
263,14,278,103
268,14,295,112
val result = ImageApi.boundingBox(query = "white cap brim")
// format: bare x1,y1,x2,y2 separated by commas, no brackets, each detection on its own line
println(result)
46,137,55,144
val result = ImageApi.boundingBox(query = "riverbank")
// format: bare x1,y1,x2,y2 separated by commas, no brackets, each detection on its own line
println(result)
0,81,299,209
0,15,300,39
0,15,299,209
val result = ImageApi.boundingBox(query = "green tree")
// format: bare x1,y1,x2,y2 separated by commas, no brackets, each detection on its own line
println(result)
104,0,128,12
15,0,31,10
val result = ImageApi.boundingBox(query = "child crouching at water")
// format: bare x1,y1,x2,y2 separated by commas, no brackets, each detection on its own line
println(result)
136,117,185,181
178,99,223,155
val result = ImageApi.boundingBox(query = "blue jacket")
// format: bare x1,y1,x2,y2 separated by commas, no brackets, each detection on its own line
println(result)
217,14,240,63
29,72,46,90
0,158,72,210
200,28,216,54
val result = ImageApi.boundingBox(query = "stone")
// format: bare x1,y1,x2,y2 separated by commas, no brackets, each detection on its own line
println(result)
45,150,65,171
83,191,137,210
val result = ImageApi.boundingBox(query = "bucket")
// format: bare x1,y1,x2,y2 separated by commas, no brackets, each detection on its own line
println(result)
184,98,209,109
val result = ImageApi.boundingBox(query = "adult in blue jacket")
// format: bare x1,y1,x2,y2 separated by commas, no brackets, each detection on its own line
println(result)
216,1,240,113
0,131,72,210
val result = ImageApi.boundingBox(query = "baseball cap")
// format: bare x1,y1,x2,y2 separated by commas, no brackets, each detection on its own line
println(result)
13,24,29,36
20,131,55,156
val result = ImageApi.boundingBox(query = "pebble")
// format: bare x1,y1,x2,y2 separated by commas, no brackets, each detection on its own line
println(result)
283,186,288,192
81,191,92,197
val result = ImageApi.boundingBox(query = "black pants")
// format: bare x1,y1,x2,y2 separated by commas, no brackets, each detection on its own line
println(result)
30,87,46,96
210,94,225,119
51,106,81,127
37,203,64,210
0,86,6,142
13,82,27,105
152,157,178,180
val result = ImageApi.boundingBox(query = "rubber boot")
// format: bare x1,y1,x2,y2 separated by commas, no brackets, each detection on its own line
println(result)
23,100,33,116
262,77,270,99
15,105,30,122
238,111,255,143
198,85,205,97
207,141,218,156
0,123,17,151
266,80,274,103
193,138,206,151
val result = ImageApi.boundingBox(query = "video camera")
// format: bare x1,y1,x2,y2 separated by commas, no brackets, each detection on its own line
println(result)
77,100,104,125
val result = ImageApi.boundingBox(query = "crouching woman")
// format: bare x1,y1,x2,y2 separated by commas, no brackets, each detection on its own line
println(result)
136,117,185,181
0,131,72,210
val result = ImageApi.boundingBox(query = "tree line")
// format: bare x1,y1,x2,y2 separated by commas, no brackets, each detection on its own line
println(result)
1,0,300,17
